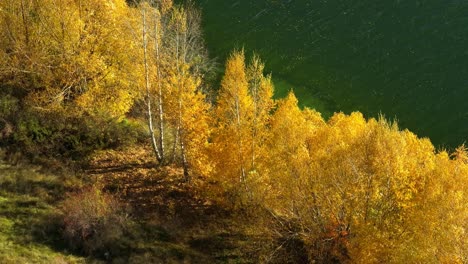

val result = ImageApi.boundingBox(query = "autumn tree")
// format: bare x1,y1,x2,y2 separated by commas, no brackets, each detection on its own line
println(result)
149,0,172,164
132,1,213,171
0,0,140,117
261,107,467,263
246,54,275,177
136,1,165,163
135,2,211,178
211,49,253,192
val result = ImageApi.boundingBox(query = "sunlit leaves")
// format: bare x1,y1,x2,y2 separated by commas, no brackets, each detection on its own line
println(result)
261,104,467,262
208,49,466,262
212,50,253,186
0,0,140,117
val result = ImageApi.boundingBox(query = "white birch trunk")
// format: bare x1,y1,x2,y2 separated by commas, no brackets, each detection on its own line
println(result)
142,7,162,163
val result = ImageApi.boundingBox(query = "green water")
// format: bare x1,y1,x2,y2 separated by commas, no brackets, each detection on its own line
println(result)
192,0,468,148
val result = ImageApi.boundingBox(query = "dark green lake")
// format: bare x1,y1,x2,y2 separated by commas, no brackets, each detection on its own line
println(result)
193,0,468,148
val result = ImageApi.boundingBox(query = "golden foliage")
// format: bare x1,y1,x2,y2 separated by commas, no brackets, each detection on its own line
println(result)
1,1,466,262
213,66,467,261
211,50,275,196
0,0,140,117
212,49,254,186
262,104,467,263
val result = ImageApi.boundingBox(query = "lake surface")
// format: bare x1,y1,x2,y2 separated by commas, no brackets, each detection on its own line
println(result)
193,0,468,148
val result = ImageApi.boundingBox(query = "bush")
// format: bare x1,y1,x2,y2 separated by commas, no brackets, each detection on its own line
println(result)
60,186,130,255
1,86,148,164
10,110,145,162
0,94,19,145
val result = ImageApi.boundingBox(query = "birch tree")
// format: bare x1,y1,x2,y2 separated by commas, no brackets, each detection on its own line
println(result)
139,1,163,163
246,54,275,175
212,50,253,186
164,6,212,181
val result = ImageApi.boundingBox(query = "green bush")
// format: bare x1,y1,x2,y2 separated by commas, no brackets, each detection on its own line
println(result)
59,186,130,255
10,110,145,162
0,85,147,163
0,94,19,117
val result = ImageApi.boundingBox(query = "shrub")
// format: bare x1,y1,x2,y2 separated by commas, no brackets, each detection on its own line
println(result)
60,186,130,255
10,110,145,162
0,93,19,118
0,94,19,145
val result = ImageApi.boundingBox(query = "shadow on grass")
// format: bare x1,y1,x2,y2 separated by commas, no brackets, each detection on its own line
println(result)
0,162,89,262
0,158,293,263
86,162,157,175
0,162,217,262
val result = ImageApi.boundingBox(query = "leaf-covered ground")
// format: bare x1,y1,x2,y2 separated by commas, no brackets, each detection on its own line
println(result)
86,146,270,263
0,147,273,263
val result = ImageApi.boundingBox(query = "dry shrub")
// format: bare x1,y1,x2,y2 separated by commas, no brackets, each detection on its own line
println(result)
60,186,130,255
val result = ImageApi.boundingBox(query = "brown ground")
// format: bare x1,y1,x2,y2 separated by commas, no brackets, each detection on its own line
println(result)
83,145,269,263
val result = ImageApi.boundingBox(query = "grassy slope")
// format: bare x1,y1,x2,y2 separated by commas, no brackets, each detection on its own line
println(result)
0,162,85,263
0,147,274,263
192,0,468,148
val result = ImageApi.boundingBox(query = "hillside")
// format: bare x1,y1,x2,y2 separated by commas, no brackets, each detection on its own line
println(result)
0,0,467,263
0,146,281,263
193,0,468,147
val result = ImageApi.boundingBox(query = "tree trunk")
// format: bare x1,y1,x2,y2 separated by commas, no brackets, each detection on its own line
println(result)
142,6,162,164
180,130,190,182
154,9,165,162
235,95,246,183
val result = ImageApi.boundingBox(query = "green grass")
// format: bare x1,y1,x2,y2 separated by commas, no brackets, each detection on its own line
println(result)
0,161,203,263
0,163,85,264
0,154,276,263
189,0,468,148
0,198,82,263
272,77,333,118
